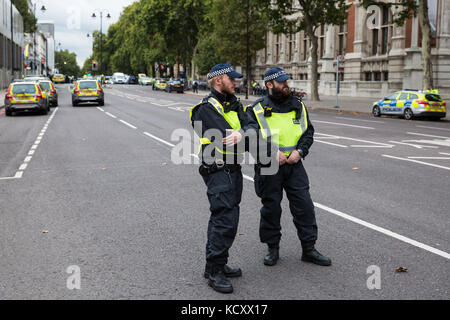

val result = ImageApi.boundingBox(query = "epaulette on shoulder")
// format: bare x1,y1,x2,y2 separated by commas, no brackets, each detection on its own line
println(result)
250,97,265,108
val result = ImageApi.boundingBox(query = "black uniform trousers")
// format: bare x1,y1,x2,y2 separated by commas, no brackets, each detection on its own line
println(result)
254,160,317,251
202,169,243,267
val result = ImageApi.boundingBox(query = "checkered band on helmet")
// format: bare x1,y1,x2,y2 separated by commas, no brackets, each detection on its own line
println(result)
264,71,287,82
207,67,233,80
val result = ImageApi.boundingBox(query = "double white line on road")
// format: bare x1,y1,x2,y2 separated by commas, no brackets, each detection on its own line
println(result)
0,108,59,180
95,107,450,260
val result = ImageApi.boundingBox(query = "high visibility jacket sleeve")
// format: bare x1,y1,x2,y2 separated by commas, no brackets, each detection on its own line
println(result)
295,108,314,158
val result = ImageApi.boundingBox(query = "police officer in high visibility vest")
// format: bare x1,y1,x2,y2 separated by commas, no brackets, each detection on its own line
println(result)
190,64,258,294
246,67,331,267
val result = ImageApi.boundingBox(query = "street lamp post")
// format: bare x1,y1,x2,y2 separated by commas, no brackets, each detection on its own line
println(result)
91,11,111,75
32,1,46,75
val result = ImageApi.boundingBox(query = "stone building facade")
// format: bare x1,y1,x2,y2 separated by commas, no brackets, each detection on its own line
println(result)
253,0,450,98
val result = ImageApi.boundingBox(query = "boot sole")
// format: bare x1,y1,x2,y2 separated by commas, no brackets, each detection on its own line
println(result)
263,259,278,266
301,256,332,266
208,280,233,294
204,270,242,279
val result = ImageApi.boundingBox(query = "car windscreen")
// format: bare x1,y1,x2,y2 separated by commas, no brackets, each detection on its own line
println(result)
425,94,442,102
40,82,51,90
11,84,37,94
78,81,98,89
172,81,181,85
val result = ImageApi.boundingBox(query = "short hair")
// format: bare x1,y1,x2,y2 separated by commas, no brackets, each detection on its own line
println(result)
208,74,225,87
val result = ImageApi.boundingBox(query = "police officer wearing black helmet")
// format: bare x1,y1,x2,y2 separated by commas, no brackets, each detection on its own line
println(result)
246,67,331,268
190,64,258,294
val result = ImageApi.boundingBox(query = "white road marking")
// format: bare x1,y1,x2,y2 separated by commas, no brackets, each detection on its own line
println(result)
403,139,450,147
407,132,450,139
119,120,137,129
314,120,374,130
24,156,32,162
14,171,23,178
143,132,175,147
105,112,117,119
407,157,450,160
19,164,28,171
439,152,450,156
97,107,105,112
315,140,348,148
416,125,450,132
335,117,385,124
389,141,438,149
241,169,449,260
316,133,394,148
382,154,450,170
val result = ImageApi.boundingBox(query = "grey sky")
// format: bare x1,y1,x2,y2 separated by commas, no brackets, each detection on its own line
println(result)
35,0,137,68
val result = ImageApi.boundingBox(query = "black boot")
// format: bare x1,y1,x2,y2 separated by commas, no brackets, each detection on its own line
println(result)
208,266,233,294
263,246,279,266
204,264,242,279
301,248,332,266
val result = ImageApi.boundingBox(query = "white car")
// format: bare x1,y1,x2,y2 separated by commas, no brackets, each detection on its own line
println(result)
112,72,126,84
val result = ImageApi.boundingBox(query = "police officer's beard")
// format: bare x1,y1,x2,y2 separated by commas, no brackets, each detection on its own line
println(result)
271,85,291,100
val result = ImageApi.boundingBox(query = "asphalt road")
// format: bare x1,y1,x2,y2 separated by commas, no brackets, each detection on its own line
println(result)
0,84,448,300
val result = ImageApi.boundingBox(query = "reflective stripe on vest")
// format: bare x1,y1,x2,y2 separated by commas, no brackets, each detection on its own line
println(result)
189,97,243,155
253,102,308,157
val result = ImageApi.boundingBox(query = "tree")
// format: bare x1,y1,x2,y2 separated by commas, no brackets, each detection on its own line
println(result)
12,0,37,33
362,0,433,90
261,0,350,101
55,50,81,76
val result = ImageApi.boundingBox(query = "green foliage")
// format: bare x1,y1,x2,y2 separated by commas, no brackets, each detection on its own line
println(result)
55,50,81,76
12,0,37,33
194,35,224,75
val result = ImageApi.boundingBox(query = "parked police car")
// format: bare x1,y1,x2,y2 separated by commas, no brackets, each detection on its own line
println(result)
372,90,446,120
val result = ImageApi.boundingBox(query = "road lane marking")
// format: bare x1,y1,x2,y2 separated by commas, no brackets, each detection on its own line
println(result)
440,152,450,156
315,140,348,148
389,141,438,149
97,107,105,112
105,112,117,119
314,120,374,130
240,168,449,260
407,132,450,139
334,117,385,123
407,157,450,160
316,133,394,148
382,154,450,170
143,132,175,147
19,164,28,171
313,203,450,260
119,120,137,129
416,125,450,132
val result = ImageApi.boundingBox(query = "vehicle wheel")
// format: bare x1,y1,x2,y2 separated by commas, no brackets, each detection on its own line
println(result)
54,101,58,107
99,100,105,106
42,108,48,115
404,108,414,120
5,109,12,116
372,105,381,117
72,102,78,107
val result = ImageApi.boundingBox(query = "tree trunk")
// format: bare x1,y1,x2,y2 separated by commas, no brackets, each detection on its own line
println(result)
308,31,320,101
418,0,433,90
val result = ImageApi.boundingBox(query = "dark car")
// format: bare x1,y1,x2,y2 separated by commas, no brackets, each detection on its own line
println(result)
127,75,138,84
165,79,184,93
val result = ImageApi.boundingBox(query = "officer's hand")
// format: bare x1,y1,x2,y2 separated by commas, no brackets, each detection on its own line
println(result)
278,151,288,166
223,129,242,146
287,150,301,164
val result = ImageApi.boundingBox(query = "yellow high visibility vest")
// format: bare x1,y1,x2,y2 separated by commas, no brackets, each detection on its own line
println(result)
252,101,308,157
190,97,243,155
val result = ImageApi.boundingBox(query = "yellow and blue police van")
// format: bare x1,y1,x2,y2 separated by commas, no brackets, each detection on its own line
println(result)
372,90,446,120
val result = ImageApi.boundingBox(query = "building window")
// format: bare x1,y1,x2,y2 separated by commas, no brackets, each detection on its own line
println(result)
338,24,347,56
372,29,378,55
383,71,389,81
275,34,280,62
288,33,295,62
365,72,372,81
374,72,381,81
319,25,325,59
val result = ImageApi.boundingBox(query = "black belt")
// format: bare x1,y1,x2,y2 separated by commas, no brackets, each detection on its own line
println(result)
199,161,241,176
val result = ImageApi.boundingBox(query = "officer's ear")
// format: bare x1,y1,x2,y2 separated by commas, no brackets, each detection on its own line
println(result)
266,81,273,89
